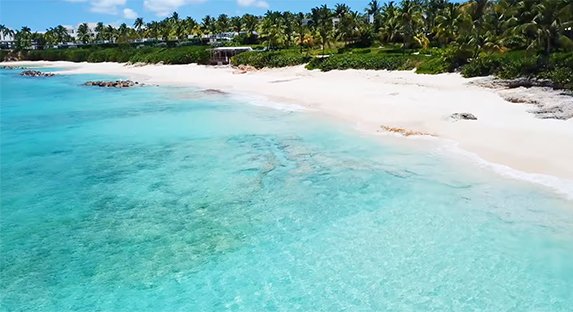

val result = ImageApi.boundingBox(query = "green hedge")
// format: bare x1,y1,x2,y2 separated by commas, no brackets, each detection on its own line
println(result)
231,51,311,68
306,53,418,71
462,51,573,89
21,46,210,65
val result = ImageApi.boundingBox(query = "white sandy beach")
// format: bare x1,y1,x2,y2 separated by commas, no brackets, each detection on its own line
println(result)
5,61,573,197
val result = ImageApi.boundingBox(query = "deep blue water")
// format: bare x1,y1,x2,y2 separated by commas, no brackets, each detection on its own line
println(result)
1,68,573,311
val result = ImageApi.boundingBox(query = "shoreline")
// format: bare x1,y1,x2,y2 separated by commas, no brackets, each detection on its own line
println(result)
4,60,573,199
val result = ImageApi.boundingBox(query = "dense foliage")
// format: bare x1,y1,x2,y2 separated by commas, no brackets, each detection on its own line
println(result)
306,52,419,71
21,46,211,65
2,0,572,88
462,51,573,89
231,50,311,68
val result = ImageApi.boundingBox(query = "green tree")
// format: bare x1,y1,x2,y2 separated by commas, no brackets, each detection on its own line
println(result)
94,22,105,42
311,5,334,55
380,1,400,43
14,26,32,50
366,0,382,32
201,15,217,35
134,17,145,39
518,0,573,54
294,12,310,52
146,22,160,40
230,16,243,33
216,14,231,33
435,3,462,45
0,25,15,41
77,23,92,44
242,14,259,38
398,0,427,49
258,11,286,49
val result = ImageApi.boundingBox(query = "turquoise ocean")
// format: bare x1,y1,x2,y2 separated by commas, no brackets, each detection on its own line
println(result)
1,68,573,311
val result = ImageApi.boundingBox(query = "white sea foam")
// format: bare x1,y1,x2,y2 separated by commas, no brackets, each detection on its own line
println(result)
436,139,573,201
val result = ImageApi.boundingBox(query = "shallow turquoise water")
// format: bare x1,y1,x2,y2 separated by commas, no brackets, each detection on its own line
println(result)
1,68,573,311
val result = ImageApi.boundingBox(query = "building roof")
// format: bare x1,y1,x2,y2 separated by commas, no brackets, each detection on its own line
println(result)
213,47,253,51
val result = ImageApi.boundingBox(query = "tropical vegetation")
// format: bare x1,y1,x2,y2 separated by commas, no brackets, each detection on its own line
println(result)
1,0,572,88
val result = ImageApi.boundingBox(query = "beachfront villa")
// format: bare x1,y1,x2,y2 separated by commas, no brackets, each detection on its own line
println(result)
210,46,253,65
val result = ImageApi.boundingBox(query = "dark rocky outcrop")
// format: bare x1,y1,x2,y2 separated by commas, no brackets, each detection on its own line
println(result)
472,77,573,120
450,113,478,120
471,78,560,90
20,70,55,77
83,80,140,88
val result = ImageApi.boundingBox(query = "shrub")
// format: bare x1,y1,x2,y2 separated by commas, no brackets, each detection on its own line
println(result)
461,54,502,77
460,51,572,90
306,53,417,71
415,56,449,74
496,53,539,79
539,52,573,89
543,67,573,89
18,46,210,65
231,50,311,68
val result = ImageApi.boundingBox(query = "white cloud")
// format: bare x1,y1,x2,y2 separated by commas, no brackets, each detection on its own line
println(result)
64,0,126,15
123,8,138,19
89,0,126,14
144,0,205,17
237,0,269,9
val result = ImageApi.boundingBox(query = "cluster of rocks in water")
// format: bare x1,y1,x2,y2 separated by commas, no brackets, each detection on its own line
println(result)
20,70,55,77
83,80,140,88
1,65,29,70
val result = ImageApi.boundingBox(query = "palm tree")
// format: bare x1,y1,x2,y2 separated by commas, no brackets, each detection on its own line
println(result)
216,14,231,33
146,22,160,41
311,5,334,55
424,0,449,41
94,22,105,42
335,3,351,18
435,3,462,45
171,12,179,23
230,16,243,33
461,0,491,55
159,19,171,41
14,26,32,49
294,12,310,52
52,25,71,44
105,25,116,43
44,27,58,46
183,17,199,39
380,1,400,43
117,23,129,43
398,0,426,49
77,23,92,44
242,14,259,36
258,11,286,49
336,9,358,46
366,0,382,32
134,17,144,39
0,24,15,41
518,0,573,54
282,12,297,46
201,15,216,36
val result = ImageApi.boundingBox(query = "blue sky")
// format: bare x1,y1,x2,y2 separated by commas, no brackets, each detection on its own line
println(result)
0,0,378,31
